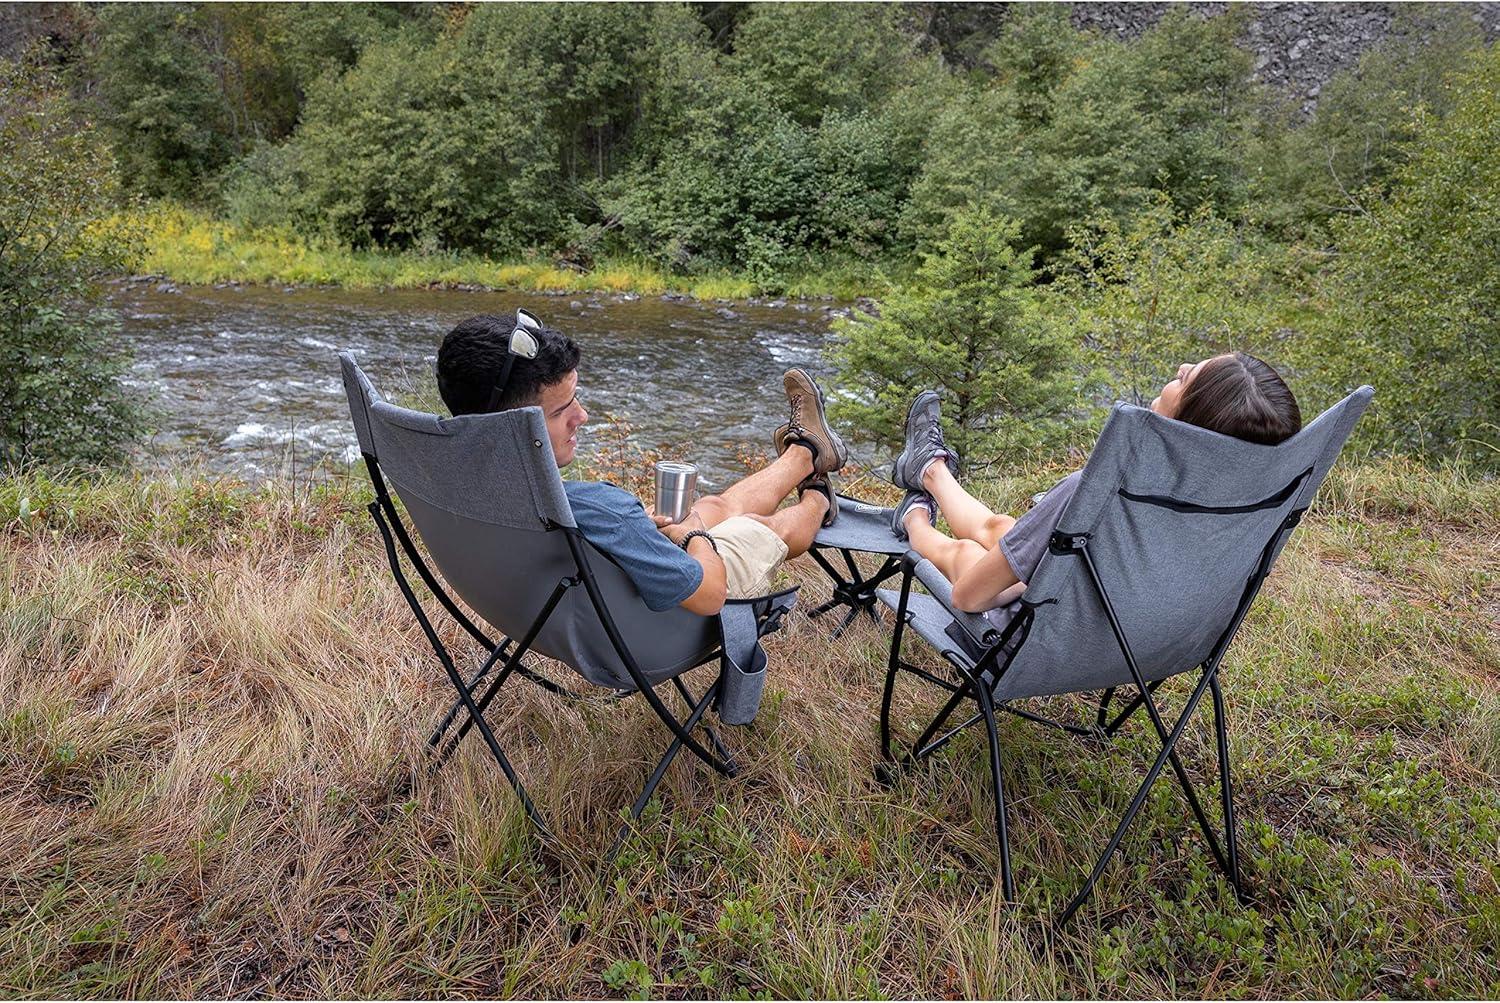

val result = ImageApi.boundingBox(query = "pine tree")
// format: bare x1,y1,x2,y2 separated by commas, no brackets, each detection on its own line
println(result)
828,206,1080,471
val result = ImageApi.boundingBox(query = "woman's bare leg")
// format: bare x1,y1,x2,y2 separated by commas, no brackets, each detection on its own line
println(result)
904,508,989,584
921,462,1015,550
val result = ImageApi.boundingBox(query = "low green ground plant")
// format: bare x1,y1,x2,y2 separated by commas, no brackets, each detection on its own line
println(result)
129,205,879,301
2,457,1496,996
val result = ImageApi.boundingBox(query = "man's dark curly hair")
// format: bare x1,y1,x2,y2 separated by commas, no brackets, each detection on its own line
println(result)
436,312,581,415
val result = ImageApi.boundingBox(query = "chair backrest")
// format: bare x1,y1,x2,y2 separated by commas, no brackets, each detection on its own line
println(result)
993,386,1373,702
341,353,715,689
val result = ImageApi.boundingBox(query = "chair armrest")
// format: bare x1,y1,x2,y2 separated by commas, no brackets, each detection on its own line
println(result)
907,552,1002,648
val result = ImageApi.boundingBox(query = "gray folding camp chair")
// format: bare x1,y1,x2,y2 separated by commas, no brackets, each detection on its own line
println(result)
875,387,1373,925
805,495,908,639
340,353,797,860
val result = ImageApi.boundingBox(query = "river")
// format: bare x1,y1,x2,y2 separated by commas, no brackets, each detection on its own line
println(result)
115,282,848,485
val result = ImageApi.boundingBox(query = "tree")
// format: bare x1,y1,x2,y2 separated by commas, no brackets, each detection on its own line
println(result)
89,4,238,199
727,3,922,127
903,8,1256,262
1312,46,1500,463
828,206,1080,470
1048,196,1305,408
0,58,146,465
1244,5,1484,241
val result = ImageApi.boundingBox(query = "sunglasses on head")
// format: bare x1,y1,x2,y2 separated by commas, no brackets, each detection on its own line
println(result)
484,308,543,412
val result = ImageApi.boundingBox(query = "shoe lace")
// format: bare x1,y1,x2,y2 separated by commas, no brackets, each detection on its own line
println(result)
788,395,803,434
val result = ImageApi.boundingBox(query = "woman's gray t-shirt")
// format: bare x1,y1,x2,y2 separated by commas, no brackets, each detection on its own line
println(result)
985,470,1083,632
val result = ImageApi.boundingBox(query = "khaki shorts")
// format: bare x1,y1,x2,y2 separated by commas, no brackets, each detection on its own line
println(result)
711,515,789,599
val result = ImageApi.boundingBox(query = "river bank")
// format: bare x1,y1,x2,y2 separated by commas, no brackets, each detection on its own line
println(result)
129,206,902,303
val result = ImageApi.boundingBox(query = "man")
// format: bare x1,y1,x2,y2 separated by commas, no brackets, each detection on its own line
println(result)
435,310,848,617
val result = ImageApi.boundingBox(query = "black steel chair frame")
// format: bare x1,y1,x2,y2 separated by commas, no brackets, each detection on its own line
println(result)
804,546,904,640
879,507,1303,927
361,453,789,863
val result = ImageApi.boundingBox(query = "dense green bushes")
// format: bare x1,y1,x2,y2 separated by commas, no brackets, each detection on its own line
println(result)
80,2,1283,272
0,61,146,465
23,2,1500,468
1314,46,1500,460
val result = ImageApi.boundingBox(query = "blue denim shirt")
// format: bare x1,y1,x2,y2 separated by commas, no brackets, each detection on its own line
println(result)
563,481,703,612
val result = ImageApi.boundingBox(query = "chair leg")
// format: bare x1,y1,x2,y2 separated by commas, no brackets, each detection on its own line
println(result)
429,639,511,750
830,604,862,641
370,504,557,839
971,680,1015,900
806,549,852,622
810,550,897,636
1123,678,1233,878
1164,743,1232,877
1210,674,1246,903
429,655,518,775
878,583,912,767
672,676,732,764
604,679,721,867
1055,668,1217,927
428,578,574,770
1102,679,1165,737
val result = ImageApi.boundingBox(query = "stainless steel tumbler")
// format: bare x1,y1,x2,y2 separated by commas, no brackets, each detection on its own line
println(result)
654,461,698,523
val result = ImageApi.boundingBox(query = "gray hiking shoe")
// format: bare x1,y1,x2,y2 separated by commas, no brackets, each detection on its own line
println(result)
798,472,839,528
778,368,847,475
891,490,936,541
890,390,959,491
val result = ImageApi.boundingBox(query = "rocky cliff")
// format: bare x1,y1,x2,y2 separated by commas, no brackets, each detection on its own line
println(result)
1068,3,1500,114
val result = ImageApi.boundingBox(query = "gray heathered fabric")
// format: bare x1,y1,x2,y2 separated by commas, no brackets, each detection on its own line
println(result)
911,557,1002,648
877,387,1373,704
340,352,786,703
993,387,1372,702
716,600,768,726
340,352,574,532
812,494,908,556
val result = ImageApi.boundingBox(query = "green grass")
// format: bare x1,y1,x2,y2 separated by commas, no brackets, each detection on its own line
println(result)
126,205,891,302
1,456,1497,997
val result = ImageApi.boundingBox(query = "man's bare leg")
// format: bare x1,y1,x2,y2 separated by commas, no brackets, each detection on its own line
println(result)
689,444,814,529
921,462,1015,550
745,491,826,558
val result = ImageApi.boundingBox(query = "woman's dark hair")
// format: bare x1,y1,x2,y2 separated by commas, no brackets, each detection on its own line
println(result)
436,312,581,415
1176,352,1302,445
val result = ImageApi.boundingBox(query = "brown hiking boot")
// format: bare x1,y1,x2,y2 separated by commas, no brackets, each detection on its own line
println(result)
776,368,847,476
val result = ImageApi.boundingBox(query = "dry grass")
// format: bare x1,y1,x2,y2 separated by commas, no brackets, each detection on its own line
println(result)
2,458,1497,997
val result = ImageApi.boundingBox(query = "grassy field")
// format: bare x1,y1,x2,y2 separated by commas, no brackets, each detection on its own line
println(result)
2,455,1497,998
128,206,897,302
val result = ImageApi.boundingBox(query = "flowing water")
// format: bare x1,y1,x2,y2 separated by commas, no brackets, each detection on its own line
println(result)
115,282,845,485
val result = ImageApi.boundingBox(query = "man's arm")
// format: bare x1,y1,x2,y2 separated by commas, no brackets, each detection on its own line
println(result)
656,510,728,616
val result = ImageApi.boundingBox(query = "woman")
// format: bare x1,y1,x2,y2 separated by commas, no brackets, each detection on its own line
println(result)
890,353,1303,618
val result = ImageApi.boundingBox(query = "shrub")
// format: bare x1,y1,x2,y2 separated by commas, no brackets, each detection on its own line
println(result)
828,206,1081,470
0,59,146,465
1244,5,1484,241
1048,197,1308,408
1311,46,1500,463
604,6,942,279
903,8,1256,262
288,4,682,255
